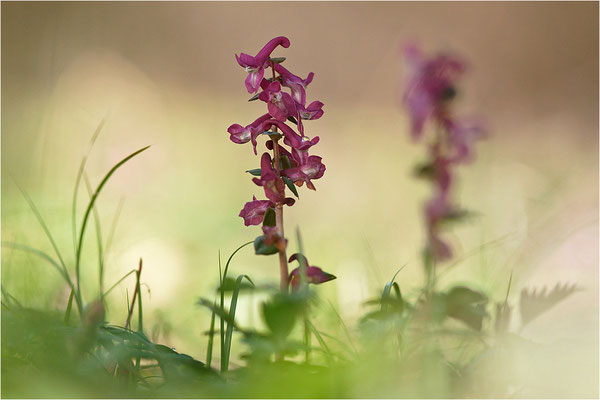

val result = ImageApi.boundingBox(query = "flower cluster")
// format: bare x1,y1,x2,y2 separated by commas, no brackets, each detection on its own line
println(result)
402,42,485,263
228,36,333,291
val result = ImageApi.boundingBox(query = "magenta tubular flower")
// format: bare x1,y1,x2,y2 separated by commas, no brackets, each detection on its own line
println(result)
282,155,326,191
236,36,291,93
273,62,314,106
227,113,271,155
402,42,466,140
288,254,336,291
260,119,320,151
252,153,295,205
239,196,274,226
258,81,297,122
262,225,288,252
297,101,324,121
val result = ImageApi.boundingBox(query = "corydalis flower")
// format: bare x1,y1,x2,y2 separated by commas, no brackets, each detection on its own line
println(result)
239,196,274,226
297,101,324,121
288,254,336,290
260,119,320,151
282,155,326,191
273,63,314,106
259,81,297,122
236,36,291,93
252,153,295,205
227,114,271,155
402,42,466,140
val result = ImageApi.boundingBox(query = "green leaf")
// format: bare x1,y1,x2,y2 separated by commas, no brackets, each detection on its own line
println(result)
262,293,303,339
270,57,286,64
246,168,262,176
254,235,278,255
248,93,260,102
445,286,488,330
282,176,299,198
263,207,276,227
287,115,298,124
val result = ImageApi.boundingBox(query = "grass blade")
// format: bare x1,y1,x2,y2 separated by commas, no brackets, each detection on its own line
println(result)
1,242,75,294
206,300,217,368
75,145,150,306
103,269,137,297
64,289,74,324
83,172,105,295
222,274,254,372
219,241,253,372
72,118,106,256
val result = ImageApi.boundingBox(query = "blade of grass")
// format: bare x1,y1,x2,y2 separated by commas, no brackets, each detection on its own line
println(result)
64,288,74,324
75,145,150,307
125,259,143,330
10,177,71,281
206,300,217,369
72,117,107,256
83,172,106,295
222,274,254,372
295,227,310,362
381,265,406,312
219,241,253,371
1,286,22,308
103,269,137,297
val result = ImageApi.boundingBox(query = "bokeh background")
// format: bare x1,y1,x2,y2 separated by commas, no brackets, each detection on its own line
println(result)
2,2,598,396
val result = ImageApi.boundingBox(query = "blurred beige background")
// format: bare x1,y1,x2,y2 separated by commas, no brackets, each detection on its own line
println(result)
2,2,598,393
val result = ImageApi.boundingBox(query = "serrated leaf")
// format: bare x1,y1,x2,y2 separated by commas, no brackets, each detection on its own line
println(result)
282,176,299,198
270,57,286,64
248,93,260,102
520,282,579,327
254,235,278,255
246,168,262,176
262,208,276,227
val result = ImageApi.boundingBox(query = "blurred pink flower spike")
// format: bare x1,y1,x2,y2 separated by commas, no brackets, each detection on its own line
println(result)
288,253,336,291
402,42,466,140
236,36,291,93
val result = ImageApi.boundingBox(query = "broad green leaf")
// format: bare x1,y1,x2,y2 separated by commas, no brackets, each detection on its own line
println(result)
254,235,278,255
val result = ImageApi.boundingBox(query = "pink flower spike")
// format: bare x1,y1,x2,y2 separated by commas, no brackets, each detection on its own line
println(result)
239,196,274,226
402,42,466,140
